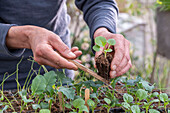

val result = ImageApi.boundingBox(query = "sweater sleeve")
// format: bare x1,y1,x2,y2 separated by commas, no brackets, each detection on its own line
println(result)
0,23,25,57
75,0,118,48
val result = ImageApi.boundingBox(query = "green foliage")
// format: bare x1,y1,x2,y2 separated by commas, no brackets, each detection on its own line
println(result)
123,93,134,103
31,75,46,95
58,87,75,100
39,109,51,113
93,36,116,58
136,89,148,101
149,109,160,113
131,105,140,113
72,98,85,108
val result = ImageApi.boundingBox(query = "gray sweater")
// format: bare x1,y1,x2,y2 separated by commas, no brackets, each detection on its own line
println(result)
0,0,118,89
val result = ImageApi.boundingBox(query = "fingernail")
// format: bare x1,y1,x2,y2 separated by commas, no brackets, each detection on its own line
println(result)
112,65,117,70
111,71,116,77
68,52,76,57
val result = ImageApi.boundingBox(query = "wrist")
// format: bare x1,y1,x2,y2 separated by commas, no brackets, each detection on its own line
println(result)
6,25,32,49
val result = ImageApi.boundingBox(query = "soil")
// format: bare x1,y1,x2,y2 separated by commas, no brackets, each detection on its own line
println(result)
96,53,113,80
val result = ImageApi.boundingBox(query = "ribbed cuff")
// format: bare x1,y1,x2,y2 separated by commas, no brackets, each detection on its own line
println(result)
0,23,25,57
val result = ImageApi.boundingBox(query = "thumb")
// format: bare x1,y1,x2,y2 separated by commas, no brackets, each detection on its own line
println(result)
51,38,76,59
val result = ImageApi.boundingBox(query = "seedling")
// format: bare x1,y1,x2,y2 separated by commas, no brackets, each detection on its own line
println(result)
93,36,116,58
102,98,115,113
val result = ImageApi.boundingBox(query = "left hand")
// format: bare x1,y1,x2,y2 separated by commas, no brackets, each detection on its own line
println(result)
94,27,132,78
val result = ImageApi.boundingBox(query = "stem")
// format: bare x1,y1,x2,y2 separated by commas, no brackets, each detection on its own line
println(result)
104,52,107,58
16,56,24,92
23,60,34,90
1,91,15,112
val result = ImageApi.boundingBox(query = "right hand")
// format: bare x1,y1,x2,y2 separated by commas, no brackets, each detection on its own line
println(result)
6,25,82,70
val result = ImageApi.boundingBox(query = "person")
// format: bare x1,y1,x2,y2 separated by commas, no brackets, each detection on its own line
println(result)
0,0,132,89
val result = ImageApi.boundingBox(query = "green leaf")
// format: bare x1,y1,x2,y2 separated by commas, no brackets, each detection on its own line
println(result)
104,98,111,105
39,109,51,113
87,99,95,107
58,87,75,100
44,71,57,87
104,48,112,53
19,89,27,97
22,96,33,103
95,36,107,47
152,92,159,97
73,98,85,109
31,75,46,95
40,102,49,109
32,104,41,110
136,89,148,101
107,39,116,45
149,109,160,113
131,105,140,113
123,93,134,103
78,105,89,113
65,104,72,109
93,45,100,52
139,80,154,92
160,93,168,102
122,102,130,110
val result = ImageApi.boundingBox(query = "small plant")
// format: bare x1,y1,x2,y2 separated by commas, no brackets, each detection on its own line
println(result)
93,36,116,58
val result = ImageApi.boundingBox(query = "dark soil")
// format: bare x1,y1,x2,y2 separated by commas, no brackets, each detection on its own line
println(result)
96,53,113,81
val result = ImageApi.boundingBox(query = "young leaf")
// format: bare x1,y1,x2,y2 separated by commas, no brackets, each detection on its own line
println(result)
87,99,95,107
65,104,72,109
151,92,159,97
78,105,89,113
139,80,154,92
31,75,46,95
123,93,134,103
93,45,100,52
58,87,75,100
107,39,116,46
40,102,49,109
22,96,33,103
160,93,168,102
32,104,41,110
104,48,112,53
104,98,111,105
122,102,130,110
136,89,148,101
131,105,140,113
149,109,160,113
95,36,107,47
39,109,51,113
44,71,57,87
73,98,85,109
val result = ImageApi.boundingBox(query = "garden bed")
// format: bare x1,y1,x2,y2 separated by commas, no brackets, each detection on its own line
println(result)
0,71,169,113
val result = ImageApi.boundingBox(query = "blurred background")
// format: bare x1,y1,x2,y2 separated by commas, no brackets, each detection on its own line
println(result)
66,0,170,94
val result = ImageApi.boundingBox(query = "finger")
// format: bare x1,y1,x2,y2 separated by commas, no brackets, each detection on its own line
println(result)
116,40,130,72
116,60,132,76
110,60,132,78
72,50,82,58
34,45,78,70
111,36,125,71
71,47,79,52
49,36,76,59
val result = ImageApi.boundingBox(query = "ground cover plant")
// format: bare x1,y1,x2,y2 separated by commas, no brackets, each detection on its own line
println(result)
0,69,170,113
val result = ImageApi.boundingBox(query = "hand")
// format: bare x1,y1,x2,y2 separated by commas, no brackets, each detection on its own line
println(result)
94,27,132,78
6,25,82,70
